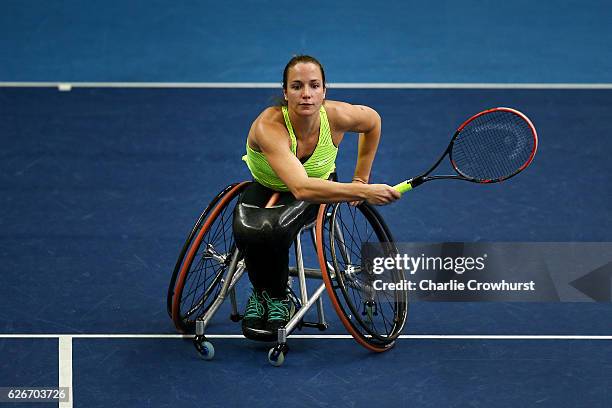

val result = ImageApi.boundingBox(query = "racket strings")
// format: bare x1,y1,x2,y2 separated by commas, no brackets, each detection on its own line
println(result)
451,111,535,181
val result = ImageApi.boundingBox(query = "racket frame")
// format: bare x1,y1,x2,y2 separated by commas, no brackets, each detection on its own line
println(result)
394,107,538,194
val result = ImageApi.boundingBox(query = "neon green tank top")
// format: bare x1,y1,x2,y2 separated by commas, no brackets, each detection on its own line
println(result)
242,105,338,192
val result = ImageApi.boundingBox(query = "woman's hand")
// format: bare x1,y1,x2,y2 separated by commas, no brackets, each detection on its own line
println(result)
362,183,401,206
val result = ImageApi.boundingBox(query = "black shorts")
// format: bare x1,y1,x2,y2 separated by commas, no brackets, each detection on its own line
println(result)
232,176,335,297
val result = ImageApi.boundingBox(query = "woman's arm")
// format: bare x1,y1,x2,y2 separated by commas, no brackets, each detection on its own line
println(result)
329,102,382,184
254,115,399,205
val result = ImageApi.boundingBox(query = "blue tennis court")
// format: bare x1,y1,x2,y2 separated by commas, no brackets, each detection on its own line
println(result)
1,1,611,407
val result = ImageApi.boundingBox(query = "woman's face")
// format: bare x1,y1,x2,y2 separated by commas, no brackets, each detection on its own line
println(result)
284,62,326,117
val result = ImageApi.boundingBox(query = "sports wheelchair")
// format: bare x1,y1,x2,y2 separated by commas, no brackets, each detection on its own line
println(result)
167,181,408,366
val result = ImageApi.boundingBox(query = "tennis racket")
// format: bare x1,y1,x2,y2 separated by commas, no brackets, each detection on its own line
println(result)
393,107,538,193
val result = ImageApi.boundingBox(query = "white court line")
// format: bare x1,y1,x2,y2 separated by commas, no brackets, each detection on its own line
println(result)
2,334,611,340
58,336,73,408
3,332,605,405
1,82,612,89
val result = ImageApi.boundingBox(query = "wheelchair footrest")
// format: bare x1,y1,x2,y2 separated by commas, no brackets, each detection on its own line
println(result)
298,321,328,331
243,328,276,342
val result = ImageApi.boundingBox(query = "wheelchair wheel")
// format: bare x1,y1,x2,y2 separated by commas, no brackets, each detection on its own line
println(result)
316,202,408,352
169,181,250,333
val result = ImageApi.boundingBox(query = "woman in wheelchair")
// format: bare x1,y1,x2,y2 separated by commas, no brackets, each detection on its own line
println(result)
234,55,400,340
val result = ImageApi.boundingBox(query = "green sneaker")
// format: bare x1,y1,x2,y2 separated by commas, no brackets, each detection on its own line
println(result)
241,289,271,340
263,291,295,334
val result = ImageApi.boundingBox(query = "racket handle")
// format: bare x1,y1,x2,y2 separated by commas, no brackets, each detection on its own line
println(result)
393,181,413,194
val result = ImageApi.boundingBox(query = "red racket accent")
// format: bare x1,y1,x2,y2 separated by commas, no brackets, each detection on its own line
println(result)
451,107,538,182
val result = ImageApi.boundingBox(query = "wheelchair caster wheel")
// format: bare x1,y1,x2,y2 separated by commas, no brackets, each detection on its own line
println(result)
268,344,288,367
194,335,215,360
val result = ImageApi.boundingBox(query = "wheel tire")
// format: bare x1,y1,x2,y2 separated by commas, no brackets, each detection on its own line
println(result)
170,181,250,333
316,202,408,352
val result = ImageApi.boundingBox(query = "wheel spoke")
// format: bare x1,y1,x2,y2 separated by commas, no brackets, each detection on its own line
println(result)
173,183,248,331
323,203,407,346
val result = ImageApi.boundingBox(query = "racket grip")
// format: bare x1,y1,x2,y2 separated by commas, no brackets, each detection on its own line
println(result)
393,181,413,194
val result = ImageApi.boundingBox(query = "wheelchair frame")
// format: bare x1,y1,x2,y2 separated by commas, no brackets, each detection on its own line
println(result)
167,181,408,366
